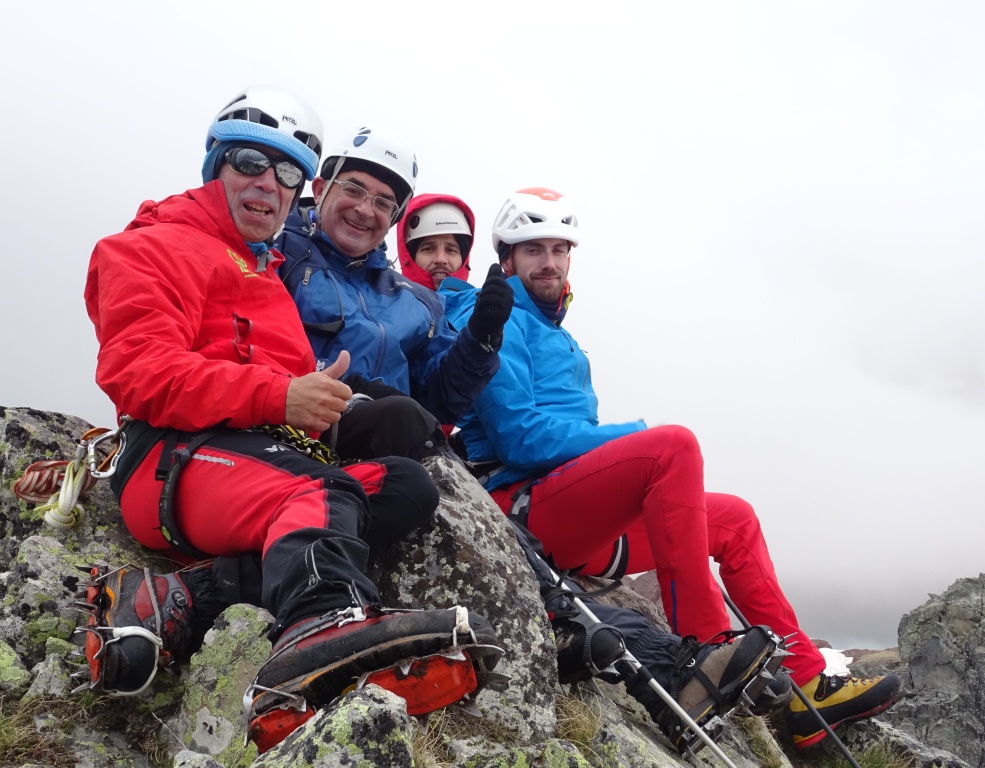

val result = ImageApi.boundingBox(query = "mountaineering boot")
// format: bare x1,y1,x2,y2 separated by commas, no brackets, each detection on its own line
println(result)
75,565,197,696
246,605,505,753
553,612,626,683
784,671,903,750
636,625,785,755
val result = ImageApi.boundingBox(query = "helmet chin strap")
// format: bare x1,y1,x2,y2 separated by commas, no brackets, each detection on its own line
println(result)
312,157,345,234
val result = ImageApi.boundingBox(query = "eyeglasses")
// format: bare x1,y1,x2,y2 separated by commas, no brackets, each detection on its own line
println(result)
224,147,305,190
332,179,399,218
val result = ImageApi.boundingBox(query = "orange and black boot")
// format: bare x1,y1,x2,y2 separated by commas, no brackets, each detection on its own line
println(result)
75,565,198,696
245,605,505,753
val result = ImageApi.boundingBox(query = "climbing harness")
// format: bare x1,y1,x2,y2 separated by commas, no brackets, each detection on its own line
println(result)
153,423,339,560
257,423,340,466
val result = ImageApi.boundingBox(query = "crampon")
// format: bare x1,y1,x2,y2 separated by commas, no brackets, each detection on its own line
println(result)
648,624,792,756
244,605,506,754
72,565,196,696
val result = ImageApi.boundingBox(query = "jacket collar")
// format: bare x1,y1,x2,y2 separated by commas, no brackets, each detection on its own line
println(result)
283,203,391,271
506,275,572,328
313,230,391,271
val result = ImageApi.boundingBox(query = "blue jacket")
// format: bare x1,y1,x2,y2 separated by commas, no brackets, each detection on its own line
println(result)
276,208,499,424
441,275,646,489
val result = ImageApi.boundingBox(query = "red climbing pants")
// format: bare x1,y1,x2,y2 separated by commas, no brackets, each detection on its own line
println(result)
491,425,825,685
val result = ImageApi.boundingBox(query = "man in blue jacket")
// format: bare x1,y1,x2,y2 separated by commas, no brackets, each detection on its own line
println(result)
276,126,512,462
442,187,903,751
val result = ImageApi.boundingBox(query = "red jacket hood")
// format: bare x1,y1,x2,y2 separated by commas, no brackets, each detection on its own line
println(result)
396,193,475,290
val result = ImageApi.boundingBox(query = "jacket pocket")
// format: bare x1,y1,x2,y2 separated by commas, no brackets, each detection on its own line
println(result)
297,268,346,339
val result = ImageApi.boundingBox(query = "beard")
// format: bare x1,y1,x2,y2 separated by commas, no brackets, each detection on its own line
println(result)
523,273,565,304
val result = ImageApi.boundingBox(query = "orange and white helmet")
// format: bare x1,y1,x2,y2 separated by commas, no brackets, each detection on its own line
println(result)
491,187,580,257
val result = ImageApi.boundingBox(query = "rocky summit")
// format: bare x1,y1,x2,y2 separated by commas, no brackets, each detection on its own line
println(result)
0,405,980,767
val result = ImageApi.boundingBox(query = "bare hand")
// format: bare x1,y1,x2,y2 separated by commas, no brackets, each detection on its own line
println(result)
285,351,353,433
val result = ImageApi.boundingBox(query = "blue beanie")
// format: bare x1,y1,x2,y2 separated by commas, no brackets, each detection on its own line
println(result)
202,119,319,185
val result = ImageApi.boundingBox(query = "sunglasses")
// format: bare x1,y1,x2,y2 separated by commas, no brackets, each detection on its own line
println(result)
224,147,305,190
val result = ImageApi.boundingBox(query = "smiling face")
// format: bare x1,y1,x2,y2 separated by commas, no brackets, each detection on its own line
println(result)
502,238,571,303
217,144,297,243
312,170,396,258
413,234,464,287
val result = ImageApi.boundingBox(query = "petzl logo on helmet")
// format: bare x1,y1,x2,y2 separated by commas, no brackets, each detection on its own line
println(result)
282,115,297,125
385,150,398,160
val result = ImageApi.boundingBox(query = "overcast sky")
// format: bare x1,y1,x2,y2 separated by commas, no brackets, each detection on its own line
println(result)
3,1,983,651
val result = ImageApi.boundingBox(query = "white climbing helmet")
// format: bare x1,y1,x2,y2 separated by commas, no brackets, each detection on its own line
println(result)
404,201,473,244
319,126,418,221
491,187,580,256
202,86,324,183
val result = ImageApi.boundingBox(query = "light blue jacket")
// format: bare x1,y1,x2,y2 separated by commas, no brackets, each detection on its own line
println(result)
441,275,646,489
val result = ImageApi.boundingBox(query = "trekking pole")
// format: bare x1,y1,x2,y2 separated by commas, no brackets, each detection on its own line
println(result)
718,588,862,768
542,565,741,768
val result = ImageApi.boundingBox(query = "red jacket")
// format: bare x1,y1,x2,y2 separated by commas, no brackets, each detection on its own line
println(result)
84,181,314,432
396,193,475,290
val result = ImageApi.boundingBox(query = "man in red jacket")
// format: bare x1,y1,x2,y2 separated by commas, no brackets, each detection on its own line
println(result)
81,86,500,752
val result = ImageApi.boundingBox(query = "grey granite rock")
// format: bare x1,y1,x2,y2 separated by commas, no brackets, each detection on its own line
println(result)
883,574,985,767
0,405,969,767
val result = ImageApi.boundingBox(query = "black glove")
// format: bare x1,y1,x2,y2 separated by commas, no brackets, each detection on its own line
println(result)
342,374,405,400
468,264,513,348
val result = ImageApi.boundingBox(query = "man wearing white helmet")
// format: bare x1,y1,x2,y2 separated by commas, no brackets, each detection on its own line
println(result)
397,194,475,290
443,187,903,752
277,129,512,461
82,87,500,753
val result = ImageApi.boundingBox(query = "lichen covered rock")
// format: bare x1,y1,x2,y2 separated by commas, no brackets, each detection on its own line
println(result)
372,456,560,742
883,575,985,767
1,405,970,767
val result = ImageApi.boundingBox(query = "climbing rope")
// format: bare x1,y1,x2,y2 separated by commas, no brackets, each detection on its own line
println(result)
12,423,126,529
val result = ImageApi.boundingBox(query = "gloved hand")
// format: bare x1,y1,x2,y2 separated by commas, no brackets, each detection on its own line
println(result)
342,374,405,400
468,264,513,348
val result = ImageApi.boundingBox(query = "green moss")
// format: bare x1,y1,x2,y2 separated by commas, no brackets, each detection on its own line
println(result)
0,644,31,689
591,738,620,767
463,749,532,768
43,637,75,658
542,740,591,767
138,682,184,713
327,698,363,744
24,615,72,645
